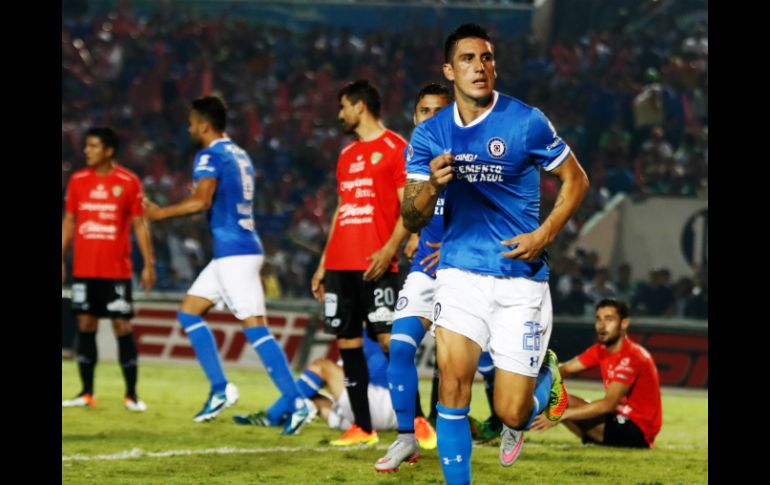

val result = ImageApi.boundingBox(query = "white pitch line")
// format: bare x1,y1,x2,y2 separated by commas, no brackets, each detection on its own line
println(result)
62,442,705,462
62,445,387,462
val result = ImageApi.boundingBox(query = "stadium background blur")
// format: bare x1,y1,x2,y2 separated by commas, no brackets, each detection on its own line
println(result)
62,0,707,322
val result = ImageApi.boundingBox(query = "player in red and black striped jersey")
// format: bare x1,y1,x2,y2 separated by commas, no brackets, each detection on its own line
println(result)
531,299,662,448
61,127,156,412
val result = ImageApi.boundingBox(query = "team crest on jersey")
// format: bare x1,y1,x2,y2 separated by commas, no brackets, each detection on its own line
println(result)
406,144,414,162
434,302,442,321
396,296,408,311
487,137,506,158
371,152,383,165
111,185,123,197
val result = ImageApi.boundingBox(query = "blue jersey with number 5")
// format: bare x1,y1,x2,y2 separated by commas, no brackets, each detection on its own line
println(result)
192,138,263,258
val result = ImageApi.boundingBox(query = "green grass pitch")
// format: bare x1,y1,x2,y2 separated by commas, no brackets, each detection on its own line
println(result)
62,361,707,484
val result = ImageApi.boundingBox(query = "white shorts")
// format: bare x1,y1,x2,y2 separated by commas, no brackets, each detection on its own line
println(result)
327,385,397,431
394,271,436,321
187,255,266,320
433,268,553,377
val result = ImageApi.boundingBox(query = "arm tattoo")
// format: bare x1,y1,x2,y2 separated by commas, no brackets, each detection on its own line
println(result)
402,180,433,232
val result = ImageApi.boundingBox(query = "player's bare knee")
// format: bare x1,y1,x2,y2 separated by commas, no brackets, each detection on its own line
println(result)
308,358,331,376
497,407,530,429
494,394,532,429
78,321,98,332
111,319,132,336
439,375,472,406
179,295,212,316
77,315,99,332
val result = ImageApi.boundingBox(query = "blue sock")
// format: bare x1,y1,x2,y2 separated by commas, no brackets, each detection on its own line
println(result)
266,370,324,424
266,396,291,425
436,403,472,485
243,326,305,411
524,363,554,429
178,312,227,393
477,351,495,378
297,369,324,399
387,317,426,434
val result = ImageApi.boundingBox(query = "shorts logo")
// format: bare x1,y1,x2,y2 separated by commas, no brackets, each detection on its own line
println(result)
433,302,442,321
106,298,131,313
395,296,408,311
328,318,341,328
406,144,414,162
72,283,86,304
324,293,338,317
368,306,394,323
487,137,506,158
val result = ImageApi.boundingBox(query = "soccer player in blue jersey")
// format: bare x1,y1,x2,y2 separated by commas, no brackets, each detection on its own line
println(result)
376,83,503,473
401,24,590,484
143,96,314,434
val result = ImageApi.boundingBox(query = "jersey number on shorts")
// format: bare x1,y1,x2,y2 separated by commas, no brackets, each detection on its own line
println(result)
522,321,542,351
374,287,395,307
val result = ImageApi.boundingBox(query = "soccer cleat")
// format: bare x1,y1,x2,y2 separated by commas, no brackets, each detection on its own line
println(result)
468,415,484,439
62,393,96,408
124,397,147,412
374,438,420,472
543,349,569,422
476,416,503,444
193,382,239,423
414,416,437,450
233,411,278,426
329,424,379,446
281,399,318,435
499,424,524,467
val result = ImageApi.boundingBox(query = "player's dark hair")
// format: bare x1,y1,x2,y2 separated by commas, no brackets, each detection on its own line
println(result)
444,23,492,63
596,299,630,320
338,80,381,118
85,127,120,157
414,83,453,112
191,96,228,132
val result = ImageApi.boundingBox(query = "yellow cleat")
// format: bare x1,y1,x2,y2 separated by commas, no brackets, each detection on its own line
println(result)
330,424,379,446
414,416,437,450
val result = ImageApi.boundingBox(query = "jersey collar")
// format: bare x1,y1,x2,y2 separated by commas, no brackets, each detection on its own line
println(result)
209,137,230,147
453,91,499,128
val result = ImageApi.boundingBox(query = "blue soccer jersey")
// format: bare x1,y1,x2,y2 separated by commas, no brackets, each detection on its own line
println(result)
192,138,263,258
405,92,570,279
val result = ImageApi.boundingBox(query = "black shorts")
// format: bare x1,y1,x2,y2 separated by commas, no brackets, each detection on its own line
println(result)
71,278,134,319
322,270,398,340
583,414,650,448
